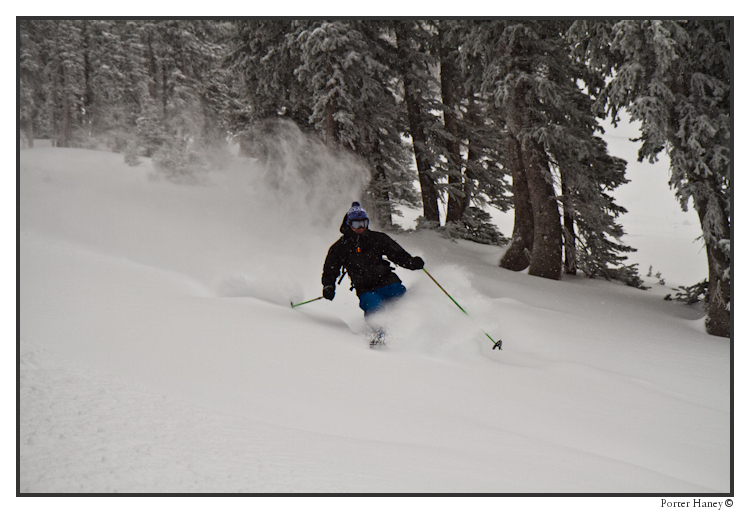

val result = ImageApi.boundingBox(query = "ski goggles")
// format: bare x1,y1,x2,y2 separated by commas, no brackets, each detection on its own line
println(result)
349,219,369,229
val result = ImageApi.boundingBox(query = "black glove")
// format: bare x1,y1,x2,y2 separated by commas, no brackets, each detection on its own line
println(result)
408,256,424,270
323,285,335,300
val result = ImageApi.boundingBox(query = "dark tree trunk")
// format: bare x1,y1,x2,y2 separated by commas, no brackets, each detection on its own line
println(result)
325,59,340,147
695,187,731,338
439,29,464,223
395,21,440,224
563,212,577,275
325,101,339,147
58,62,72,148
81,20,93,132
146,31,159,102
161,70,168,120
500,134,534,271
561,169,577,275
370,139,394,229
461,97,481,214
23,116,34,148
524,141,562,280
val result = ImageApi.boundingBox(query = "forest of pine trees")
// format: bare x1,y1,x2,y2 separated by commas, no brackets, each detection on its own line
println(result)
18,19,732,338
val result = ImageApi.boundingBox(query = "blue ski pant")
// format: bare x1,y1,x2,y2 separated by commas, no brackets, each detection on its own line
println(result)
359,283,407,316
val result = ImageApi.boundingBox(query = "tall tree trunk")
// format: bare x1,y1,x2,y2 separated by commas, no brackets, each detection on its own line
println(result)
325,102,339,146
395,21,440,224
500,134,534,271
439,28,464,223
560,169,577,275
461,97,481,215
324,59,340,147
695,187,731,338
370,139,394,229
146,31,159,101
81,20,93,134
161,70,168,121
23,116,34,148
372,165,394,230
524,141,562,280
563,212,577,275
58,62,72,148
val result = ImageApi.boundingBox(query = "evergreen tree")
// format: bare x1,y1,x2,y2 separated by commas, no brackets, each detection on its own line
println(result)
143,20,229,172
469,20,635,282
294,20,415,227
436,20,466,223
40,20,87,148
228,19,313,151
228,20,418,227
570,19,731,336
356,21,422,227
19,19,233,169
79,21,152,153
470,21,563,279
19,19,43,147
392,20,442,224
438,20,512,242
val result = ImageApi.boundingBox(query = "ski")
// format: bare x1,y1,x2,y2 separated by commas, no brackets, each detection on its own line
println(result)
368,329,387,348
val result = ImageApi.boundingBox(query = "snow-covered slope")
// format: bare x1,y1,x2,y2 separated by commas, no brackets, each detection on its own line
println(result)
19,145,730,494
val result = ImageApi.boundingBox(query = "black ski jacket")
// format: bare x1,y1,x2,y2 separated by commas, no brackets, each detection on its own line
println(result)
322,216,420,296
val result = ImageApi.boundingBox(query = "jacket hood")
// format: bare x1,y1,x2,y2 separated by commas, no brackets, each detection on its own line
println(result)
339,214,350,235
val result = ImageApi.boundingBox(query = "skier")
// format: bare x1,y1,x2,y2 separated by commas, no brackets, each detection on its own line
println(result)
322,202,424,344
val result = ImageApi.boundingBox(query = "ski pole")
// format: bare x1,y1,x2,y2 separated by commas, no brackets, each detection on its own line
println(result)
290,296,324,308
422,268,503,350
